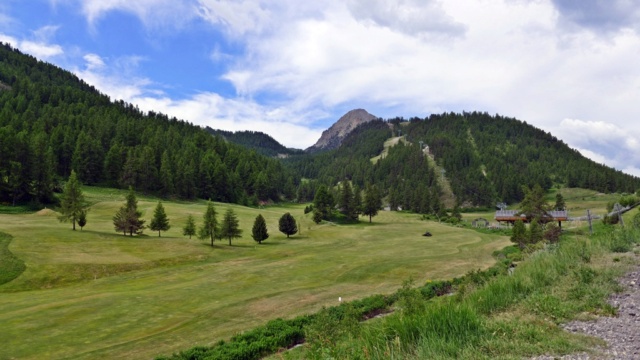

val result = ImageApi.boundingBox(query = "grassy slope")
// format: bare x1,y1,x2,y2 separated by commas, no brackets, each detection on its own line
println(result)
0,187,509,360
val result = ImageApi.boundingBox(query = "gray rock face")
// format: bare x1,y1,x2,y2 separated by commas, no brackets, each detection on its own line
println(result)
306,109,376,152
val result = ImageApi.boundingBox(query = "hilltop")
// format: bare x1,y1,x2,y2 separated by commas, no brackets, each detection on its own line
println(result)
305,108,377,153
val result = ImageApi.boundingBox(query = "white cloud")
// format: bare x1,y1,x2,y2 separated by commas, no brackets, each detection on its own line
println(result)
20,40,63,59
83,53,105,70
73,53,322,149
0,23,64,59
555,119,640,175
346,0,466,39
0,33,17,47
52,0,197,29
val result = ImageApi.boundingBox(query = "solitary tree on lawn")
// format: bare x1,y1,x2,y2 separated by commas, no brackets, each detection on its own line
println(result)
220,208,242,246
252,214,269,244
113,187,145,236
362,184,382,223
279,212,298,238
150,201,170,237
77,210,87,231
58,170,88,230
198,201,218,247
183,214,196,239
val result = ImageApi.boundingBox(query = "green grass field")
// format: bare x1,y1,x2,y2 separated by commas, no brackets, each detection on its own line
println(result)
0,187,511,360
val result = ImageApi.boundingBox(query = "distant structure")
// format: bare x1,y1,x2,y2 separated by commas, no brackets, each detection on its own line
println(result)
495,210,569,228
472,218,489,228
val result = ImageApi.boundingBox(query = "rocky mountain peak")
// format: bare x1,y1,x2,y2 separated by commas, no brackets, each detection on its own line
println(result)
306,109,377,152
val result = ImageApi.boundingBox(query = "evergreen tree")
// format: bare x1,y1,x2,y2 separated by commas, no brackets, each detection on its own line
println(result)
554,193,566,211
182,214,196,239
528,218,543,245
518,184,551,221
198,201,218,247
251,214,269,244
511,219,527,249
58,170,87,230
77,210,87,231
150,201,170,237
353,184,362,216
362,184,382,223
279,212,298,238
313,185,335,221
220,208,242,246
113,187,145,236
312,209,323,224
339,181,358,221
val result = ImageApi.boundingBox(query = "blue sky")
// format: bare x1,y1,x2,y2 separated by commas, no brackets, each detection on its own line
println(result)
1,0,640,176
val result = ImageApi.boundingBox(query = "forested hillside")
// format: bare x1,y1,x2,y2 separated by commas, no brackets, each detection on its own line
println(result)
286,112,640,209
0,43,296,206
205,128,303,157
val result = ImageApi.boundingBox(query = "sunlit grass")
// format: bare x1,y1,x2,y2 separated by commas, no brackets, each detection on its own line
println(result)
0,186,509,360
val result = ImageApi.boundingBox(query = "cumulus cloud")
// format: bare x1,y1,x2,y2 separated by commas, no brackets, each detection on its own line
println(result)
0,25,64,59
346,0,466,39
19,40,63,58
73,53,322,148
555,119,640,176
551,0,640,33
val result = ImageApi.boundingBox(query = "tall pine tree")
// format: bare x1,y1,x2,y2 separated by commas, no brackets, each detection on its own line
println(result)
150,201,170,237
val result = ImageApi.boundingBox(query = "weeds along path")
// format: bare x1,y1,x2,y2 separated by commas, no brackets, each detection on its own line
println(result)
535,252,640,360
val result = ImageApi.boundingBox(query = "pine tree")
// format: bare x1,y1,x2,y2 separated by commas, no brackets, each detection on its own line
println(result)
183,214,196,239
220,208,242,246
279,212,298,238
313,185,334,221
198,201,218,247
113,187,146,236
312,209,323,224
519,184,551,221
339,181,358,221
58,170,87,230
528,218,543,245
77,210,87,231
150,201,170,237
362,184,382,223
554,193,566,211
252,214,269,244
511,219,527,249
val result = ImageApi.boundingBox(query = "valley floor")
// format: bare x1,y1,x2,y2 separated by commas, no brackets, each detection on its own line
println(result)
0,187,509,359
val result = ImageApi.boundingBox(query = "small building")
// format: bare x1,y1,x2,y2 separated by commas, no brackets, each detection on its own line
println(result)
495,210,568,228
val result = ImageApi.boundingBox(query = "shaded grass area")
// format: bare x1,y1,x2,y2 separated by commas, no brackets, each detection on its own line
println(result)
0,232,26,285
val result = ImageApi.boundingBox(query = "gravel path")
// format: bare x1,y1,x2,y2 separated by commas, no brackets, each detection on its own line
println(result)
534,262,640,360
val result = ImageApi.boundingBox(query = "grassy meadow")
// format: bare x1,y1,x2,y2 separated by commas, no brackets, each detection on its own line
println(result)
0,186,511,359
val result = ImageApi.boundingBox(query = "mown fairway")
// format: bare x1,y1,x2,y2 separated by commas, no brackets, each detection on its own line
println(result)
0,187,510,359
